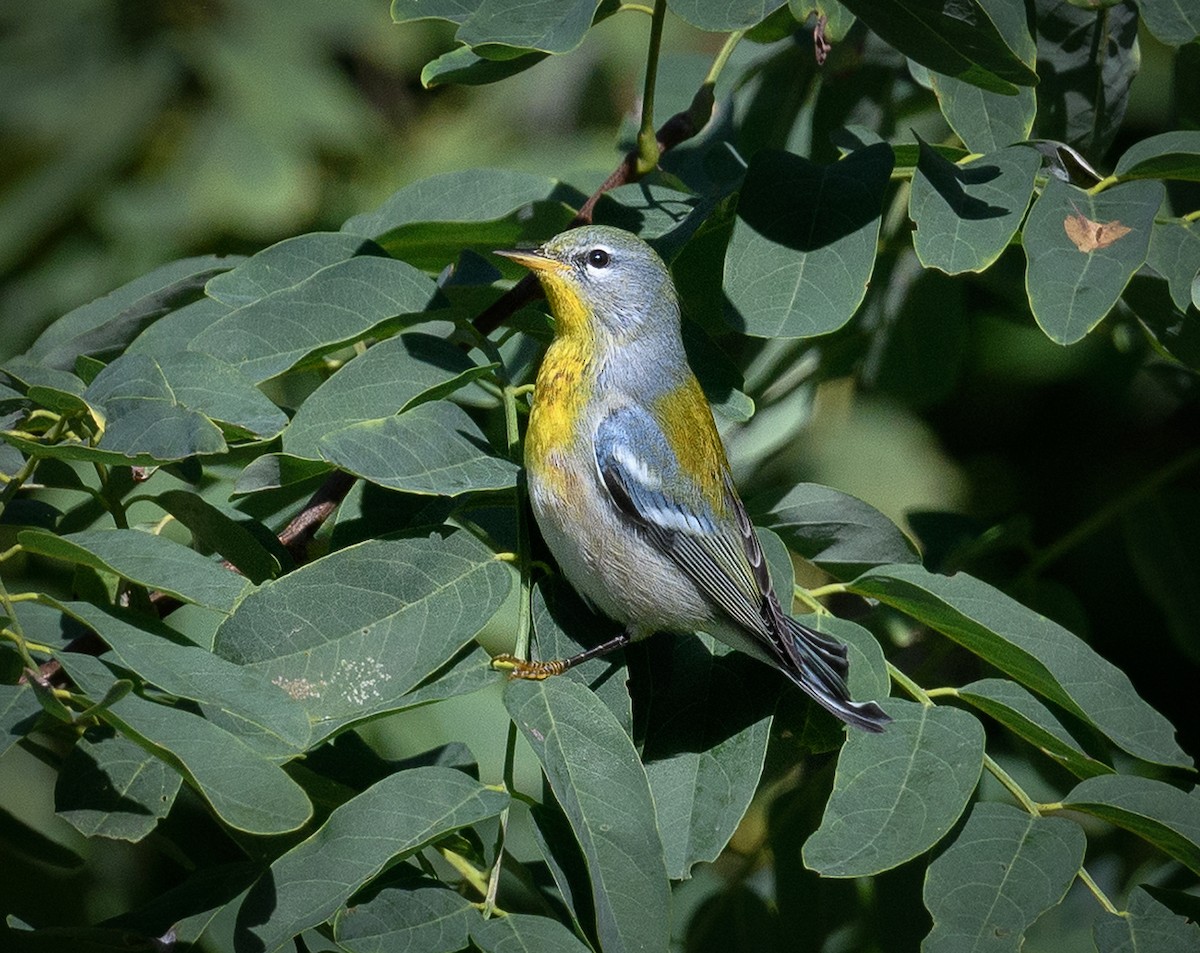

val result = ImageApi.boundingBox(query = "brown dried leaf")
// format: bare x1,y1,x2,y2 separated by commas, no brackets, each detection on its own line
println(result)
1063,212,1132,252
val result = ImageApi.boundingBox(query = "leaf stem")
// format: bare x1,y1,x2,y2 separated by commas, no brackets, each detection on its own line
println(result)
982,753,1040,814
619,2,655,13
805,582,849,600
439,847,496,902
1077,868,1121,915
1087,175,1119,195
635,1,668,176
0,417,68,509
886,660,933,706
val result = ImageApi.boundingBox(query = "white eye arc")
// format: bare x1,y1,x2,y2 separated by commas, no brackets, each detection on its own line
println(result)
584,246,613,272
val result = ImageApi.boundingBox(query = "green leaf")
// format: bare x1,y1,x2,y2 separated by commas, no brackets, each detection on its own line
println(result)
1023,177,1164,345
1094,886,1200,953
152,351,289,441
1034,0,1139,161
0,683,42,757
643,633,774,880
319,400,519,496
84,353,228,460
851,564,1190,768
803,700,984,877
122,297,232,362
58,653,312,836
667,0,788,31
530,577,632,732
1116,131,1200,182
55,729,182,842
187,257,440,383
923,802,1086,953
53,600,311,759
1135,0,1200,47
836,0,1038,94
213,532,514,742
232,453,333,498
391,0,481,26
342,168,576,268
146,489,282,585
725,145,894,337
754,482,919,579
909,142,1040,274
332,875,478,953
420,45,549,88
284,332,492,460
1062,775,1200,875
205,232,387,307
22,255,237,372
18,528,251,614
927,0,1037,151
1123,275,1200,370
456,0,602,55
1147,219,1200,314
505,677,671,953
469,913,594,953
236,767,509,953
959,678,1113,779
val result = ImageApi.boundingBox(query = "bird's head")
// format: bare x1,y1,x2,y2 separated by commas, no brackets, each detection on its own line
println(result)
496,225,678,341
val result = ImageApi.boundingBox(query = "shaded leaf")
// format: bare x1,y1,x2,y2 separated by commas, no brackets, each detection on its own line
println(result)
469,913,594,953
319,400,519,496
959,678,1113,779
1034,0,1139,162
924,802,1086,953
642,632,775,880
1023,177,1163,343
54,599,311,758
0,683,42,757
213,532,514,742
153,351,289,441
909,142,1040,274
205,232,387,307
505,677,671,953
725,145,893,338
19,528,250,613
457,0,603,55
667,0,788,31
1135,0,1200,48
236,767,509,953
284,332,492,460
147,489,282,585
1116,131,1200,183
851,564,1189,767
1147,219,1200,314
754,482,919,579
55,729,182,842
58,654,312,836
23,255,237,372
420,45,548,88
803,700,984,877
928,0,1037,151
342,168,576,268
333,875,478,953
188,256,440,383
838,0,1038,93
1063,775,1200,875
1094,885,1200,952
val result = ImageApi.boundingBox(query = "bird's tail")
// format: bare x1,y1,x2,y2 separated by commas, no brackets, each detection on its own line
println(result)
781,616,891,733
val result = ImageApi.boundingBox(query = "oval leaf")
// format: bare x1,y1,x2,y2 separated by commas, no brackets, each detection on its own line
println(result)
803,700,985,877
237,767,509,953
505,677,671,953
924,802,1086,953
851,564,1190,768
725,145,893,338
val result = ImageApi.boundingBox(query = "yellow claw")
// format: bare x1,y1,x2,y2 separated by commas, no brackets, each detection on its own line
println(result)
490,654,567,680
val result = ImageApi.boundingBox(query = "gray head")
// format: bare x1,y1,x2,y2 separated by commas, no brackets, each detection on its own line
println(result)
496,225,680,341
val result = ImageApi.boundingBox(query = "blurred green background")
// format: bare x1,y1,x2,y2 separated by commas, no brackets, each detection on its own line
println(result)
2,1,1197,948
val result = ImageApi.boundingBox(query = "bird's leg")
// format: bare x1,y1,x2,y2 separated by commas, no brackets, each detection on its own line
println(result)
492,629,635,680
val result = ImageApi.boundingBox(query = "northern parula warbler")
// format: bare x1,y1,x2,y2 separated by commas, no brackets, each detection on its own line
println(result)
494,225,889,733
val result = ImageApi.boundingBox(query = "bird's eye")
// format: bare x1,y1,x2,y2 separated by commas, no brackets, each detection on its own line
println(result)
586,248,611,269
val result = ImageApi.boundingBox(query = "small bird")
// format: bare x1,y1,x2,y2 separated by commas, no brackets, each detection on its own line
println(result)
493,226,889,732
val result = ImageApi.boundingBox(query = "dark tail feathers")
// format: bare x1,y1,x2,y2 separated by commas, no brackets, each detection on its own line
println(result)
781,616,891,733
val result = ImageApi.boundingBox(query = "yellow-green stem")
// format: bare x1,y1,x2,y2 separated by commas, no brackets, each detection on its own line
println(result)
635,1,668,176
887,661,933,706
